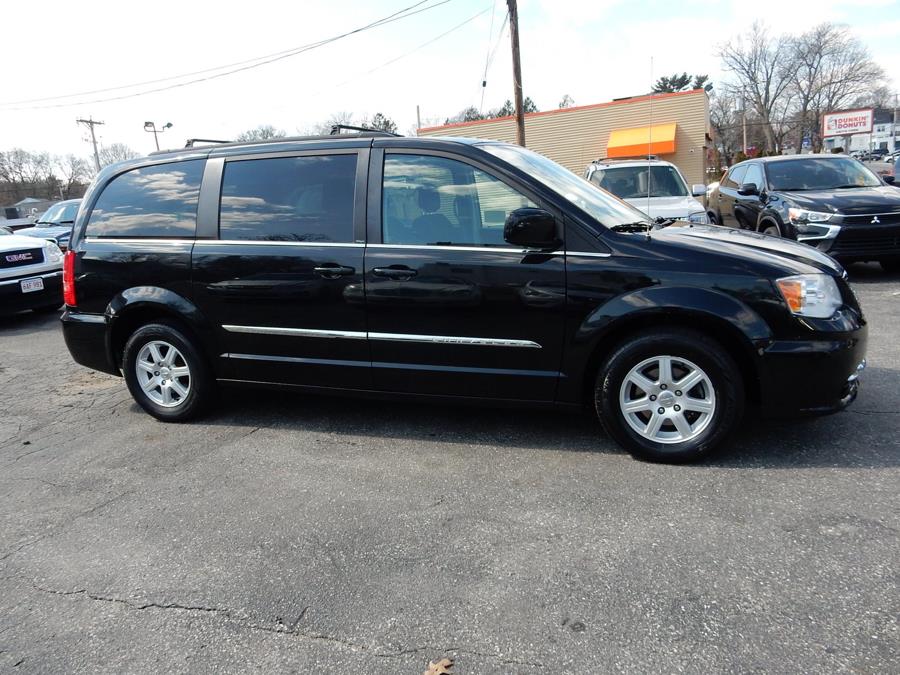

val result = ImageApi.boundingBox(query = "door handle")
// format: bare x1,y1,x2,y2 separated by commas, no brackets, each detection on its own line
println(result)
314,264,355,279
372,266,418,280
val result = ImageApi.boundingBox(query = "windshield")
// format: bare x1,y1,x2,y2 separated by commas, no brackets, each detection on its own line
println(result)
36,201,79,225
479,143,651,228
589,165,688,199
766,157,882,191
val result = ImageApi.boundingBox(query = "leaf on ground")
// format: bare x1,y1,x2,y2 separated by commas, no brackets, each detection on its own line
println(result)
423,657,453,675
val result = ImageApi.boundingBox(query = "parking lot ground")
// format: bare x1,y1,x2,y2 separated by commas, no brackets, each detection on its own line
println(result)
0,263,898,673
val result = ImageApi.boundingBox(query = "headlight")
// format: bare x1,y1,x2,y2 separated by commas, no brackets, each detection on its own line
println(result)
776,274,842,319
687,211,709,224
788,208,832,225
44,240,63,263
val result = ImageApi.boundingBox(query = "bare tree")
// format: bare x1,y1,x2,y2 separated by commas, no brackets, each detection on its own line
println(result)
789,23,885,152
236,124,286,142
0,149,54,201
55,154,91,198
558,94,575,109
718,22,795,152
308,111,356,136
98,143,140,168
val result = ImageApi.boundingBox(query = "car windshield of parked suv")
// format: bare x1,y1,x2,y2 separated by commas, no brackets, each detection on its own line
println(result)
480,143,652,227
588,165,689,199
36,201,79,226
766,157,882,191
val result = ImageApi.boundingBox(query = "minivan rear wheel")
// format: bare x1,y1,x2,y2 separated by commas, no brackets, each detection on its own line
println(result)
122,321,213,422
595,329,744,463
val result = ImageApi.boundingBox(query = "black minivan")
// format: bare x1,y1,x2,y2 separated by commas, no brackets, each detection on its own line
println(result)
61,133,866,463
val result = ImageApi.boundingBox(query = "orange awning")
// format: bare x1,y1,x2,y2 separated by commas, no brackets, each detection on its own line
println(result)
606,122,677,158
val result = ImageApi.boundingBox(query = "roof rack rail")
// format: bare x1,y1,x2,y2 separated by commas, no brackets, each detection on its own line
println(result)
150,129,403,156
184,138,230,148
330,124,400,137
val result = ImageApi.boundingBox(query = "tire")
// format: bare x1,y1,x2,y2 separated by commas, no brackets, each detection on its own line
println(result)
760,221,781,237
122,321,214,422
708,212,719,225
880,258,900,274
594,328,744,463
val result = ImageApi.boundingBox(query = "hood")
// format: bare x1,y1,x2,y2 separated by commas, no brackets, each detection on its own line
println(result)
18,224,72,239
0,233,52,252
651,223,843,275
778,186,900,215
623,195,705,220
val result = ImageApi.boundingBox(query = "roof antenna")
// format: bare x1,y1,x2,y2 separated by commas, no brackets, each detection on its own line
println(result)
646,55,654,240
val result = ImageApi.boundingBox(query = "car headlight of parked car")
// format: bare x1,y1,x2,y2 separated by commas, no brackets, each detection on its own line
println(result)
687,211,709,224
788,208,832,229
44,240,63,264
776,273,842,319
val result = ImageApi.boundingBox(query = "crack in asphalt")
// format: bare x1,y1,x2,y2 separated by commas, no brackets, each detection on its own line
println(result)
444,646,549,669
28,584,413,658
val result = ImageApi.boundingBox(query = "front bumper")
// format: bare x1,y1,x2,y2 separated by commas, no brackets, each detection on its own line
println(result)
0,270,63,314
757,324,867,416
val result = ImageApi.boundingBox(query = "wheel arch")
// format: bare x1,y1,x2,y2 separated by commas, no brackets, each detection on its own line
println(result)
574,287,769,408
105,287,216,372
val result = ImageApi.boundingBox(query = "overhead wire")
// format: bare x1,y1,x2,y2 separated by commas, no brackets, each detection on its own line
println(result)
0,0,453,110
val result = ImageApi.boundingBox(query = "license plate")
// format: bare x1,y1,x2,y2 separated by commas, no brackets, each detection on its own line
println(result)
20,278,44,293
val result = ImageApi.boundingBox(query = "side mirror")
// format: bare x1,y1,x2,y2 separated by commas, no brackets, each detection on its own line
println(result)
883,175,895,185
691,183,706,197
504,207,560,250
737,182,759,196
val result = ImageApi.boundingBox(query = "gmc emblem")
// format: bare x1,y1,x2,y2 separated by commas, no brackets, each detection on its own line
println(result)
5,253,32,262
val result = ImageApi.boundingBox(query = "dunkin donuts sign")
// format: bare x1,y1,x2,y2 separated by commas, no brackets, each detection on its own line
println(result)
823,109,874,137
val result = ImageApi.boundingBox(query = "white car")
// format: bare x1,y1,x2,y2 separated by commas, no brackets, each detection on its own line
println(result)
0,227,64,315
584,158,709,223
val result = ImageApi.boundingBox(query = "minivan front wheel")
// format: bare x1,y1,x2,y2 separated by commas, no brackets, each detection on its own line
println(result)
123,322,213,422
595,329,744,463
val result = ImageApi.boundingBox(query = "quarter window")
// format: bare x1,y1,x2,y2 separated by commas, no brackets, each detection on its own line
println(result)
219,154,357,242
382,154,536,246
86,160,205,238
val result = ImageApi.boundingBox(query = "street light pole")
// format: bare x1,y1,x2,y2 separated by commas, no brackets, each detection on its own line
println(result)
144,121,173,151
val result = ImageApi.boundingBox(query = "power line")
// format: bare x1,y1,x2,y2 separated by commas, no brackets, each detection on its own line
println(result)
319,5,492,95
479,0,498,113
0,0,452,110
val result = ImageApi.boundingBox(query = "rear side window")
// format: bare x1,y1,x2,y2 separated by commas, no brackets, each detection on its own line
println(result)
725,164,748,187
219,154,357,242
382,154,536,247
86,160,204,238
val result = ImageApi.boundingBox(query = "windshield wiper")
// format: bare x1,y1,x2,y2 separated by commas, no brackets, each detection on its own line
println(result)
830,184,868,189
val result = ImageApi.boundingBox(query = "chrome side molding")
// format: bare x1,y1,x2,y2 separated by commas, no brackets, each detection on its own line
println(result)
222,325,542,348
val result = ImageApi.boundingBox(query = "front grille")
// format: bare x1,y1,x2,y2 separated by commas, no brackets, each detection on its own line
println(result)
830,224,900,256
0,247,44,269
842,213,900,226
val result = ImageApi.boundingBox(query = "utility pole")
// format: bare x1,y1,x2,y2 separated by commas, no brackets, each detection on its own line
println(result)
416,105,421,136
76,116,104,172
507,0,525,146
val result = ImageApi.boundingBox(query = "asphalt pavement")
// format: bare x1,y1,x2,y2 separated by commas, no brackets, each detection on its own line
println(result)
0,263,897,673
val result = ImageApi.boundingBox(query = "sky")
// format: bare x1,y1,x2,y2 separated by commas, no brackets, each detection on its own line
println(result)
2,0,898,160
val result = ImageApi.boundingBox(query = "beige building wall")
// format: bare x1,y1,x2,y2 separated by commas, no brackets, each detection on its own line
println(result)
419,89,711,188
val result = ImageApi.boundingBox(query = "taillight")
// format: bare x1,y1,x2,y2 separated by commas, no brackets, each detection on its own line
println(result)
63,250,76,306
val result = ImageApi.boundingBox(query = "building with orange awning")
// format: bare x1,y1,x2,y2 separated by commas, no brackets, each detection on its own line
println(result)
418,89,710,188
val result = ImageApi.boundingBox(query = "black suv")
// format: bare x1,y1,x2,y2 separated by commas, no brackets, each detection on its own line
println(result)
61,134,866,463
709,154,900,271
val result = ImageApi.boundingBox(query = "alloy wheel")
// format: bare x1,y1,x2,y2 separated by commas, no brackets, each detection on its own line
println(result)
618,355,716,444
135,340,191,408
